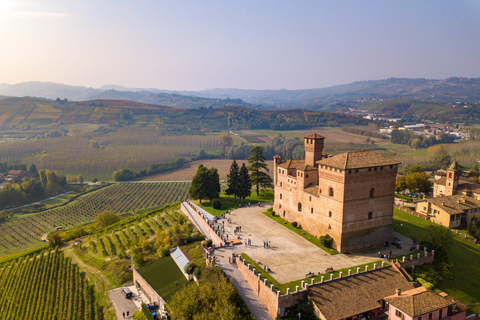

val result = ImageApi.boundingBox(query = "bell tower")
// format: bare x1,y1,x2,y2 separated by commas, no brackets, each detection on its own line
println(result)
445,161,459,196
304,133,325,167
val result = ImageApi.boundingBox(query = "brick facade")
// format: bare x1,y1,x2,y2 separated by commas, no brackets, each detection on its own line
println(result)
273,134,399,252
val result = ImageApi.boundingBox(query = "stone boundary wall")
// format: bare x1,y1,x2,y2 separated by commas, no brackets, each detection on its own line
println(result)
180,202,223,247
394,204,430,219
399,250,435,268
235,251,435,318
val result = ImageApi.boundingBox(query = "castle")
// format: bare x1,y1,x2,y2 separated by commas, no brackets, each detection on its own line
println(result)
273,133,400,253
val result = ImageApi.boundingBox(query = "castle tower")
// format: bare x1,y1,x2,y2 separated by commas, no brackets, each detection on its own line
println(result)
445,161,459,196
304,133,325,167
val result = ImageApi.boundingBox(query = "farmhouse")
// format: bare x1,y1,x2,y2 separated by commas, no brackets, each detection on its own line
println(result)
273,133,400,252
416,161,480,228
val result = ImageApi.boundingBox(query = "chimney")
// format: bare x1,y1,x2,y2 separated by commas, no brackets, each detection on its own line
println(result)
396,288,401,296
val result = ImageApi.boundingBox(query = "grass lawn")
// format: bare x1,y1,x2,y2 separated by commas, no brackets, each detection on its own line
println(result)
137,255,188,302
238,253,382,294
261,210,338,255
394,208,480,314
193,191,274,216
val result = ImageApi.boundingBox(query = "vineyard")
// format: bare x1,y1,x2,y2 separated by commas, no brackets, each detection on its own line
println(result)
0,182,190,256
0,130,222,181
0,249,103,320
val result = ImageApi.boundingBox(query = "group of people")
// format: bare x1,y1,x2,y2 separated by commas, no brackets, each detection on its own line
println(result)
263,239,271,248
378,250,393,261
243,238,252,246
263,265,272,272
122,311,130,318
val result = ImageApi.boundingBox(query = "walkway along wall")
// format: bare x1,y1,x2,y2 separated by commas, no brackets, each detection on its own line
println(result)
235,250,435,318
180,202,224,247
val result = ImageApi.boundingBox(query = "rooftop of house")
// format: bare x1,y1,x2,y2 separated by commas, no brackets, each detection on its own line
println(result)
316,150,400,170
308,266,415,320
7,170,23,175
384,287,455,317
278,159,305,169
422,194,480,215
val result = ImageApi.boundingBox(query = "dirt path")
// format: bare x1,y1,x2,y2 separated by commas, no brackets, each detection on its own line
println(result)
63,246,114,292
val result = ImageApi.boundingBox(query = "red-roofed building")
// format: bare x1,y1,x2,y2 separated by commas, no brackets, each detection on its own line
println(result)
273,133,400,252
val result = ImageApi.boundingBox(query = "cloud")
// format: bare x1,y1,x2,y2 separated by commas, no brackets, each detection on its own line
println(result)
8,11,71,19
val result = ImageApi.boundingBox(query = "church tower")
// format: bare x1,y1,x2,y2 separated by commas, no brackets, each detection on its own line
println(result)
445,161,460,196
304,133,325,167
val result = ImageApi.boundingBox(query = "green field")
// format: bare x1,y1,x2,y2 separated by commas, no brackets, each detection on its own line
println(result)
393,208,480,313
193,191,274,216
0,182,190,256
137,255,188,302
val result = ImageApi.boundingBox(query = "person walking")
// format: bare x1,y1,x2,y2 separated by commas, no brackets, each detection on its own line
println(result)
126,311,129,318
123,312,125,318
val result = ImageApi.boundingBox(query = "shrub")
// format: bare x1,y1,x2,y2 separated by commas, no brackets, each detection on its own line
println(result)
184,261,197,275
291,221,298,227
211,198,221,209
204,239,213,248
193,266,202,278
319,234,334,247
271,211,275,216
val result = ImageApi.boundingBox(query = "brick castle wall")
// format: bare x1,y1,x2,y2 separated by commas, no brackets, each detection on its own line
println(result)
181,202,224,247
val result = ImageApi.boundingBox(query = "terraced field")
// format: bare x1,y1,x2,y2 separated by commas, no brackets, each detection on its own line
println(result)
0,182,190,256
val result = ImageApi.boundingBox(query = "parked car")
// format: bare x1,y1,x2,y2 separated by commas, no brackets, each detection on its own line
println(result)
121,288,132,299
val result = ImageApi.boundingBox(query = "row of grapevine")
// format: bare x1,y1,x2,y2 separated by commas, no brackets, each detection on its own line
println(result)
0,182,190,255
0,249,103,320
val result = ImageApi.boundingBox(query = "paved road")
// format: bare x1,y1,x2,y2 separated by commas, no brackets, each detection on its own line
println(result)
214,248,274,320
5,190,74,212
110,288,138,320
181,202,273,320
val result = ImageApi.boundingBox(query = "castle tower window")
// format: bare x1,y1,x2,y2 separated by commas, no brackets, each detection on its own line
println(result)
280,194,282,199
306,174,308,178
368,212,373,219
390,165,393,169
311,208,313,214
449,172,452,178
298,203,302,212
280,182,283,187
328,211,332,217
309,196,312,201
370,188,374,198
328,224,331,229
329,187,334,197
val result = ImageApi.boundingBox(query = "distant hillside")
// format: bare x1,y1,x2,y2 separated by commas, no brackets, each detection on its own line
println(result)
183,77,480,106
0,97,369,131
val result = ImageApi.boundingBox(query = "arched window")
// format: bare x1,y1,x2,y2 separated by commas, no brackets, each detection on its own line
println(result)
298,203,302,212
370,188,374,198
328,211,332,217
329,187,334,197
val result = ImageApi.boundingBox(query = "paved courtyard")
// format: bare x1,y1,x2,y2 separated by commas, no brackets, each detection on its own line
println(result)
213,203,415,283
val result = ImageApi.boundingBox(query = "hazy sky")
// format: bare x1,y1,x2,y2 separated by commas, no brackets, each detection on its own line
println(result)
1,0,480,90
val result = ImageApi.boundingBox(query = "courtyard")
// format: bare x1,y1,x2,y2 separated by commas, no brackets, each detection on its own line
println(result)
213,203,416,283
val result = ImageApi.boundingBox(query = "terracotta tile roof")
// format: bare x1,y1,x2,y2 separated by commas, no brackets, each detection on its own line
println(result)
305,133,325,139
304,185,319,195
309,267,415,320
278,159,305,169
316,151,399,170
297,164,317,171
7,170,23,175
424,195,480,215
384,287,454,317
434,177,447,186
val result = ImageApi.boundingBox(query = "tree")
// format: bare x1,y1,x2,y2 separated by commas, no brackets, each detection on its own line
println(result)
219,133,233,147
47,233,63,248
113,168,135,181
189,165,209,203
189,165,220,203
427,225,453,251
395,176,407,192
168,266,252,320
29,164,39,179
95,210,119,228
225,160,240,200
411,138,421,149
247,146,272,195
430,145,451,169
237,163,252,200
406,171,431,194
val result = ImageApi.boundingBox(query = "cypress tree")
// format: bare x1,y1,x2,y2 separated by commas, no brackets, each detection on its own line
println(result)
238,163,252,201
247,146,272,195
225,160,240,201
